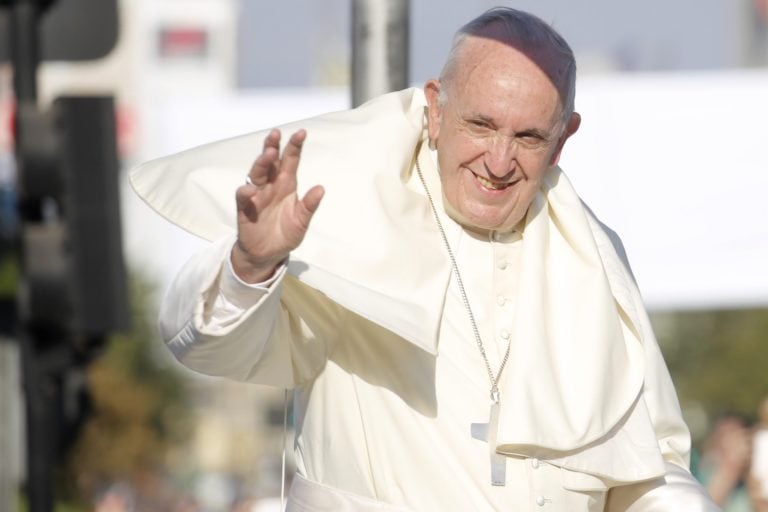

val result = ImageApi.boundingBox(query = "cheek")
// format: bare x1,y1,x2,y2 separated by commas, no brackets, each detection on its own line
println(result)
517,182,540,207
438,160,461,194
438,161,469,209
449,138,488,169
522,152,554,178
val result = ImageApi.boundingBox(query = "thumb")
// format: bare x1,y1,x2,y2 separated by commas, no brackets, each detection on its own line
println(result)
301,185,325,214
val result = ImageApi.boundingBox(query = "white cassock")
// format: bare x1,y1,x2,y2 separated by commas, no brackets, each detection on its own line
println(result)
131,89,720,511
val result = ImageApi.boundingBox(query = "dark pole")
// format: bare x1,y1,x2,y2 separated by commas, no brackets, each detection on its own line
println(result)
9,0,40,105
5,1,57,511
0,2,125,510
19,332,59,512
351,0,410,107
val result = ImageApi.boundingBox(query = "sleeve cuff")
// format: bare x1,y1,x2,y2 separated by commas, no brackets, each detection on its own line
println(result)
221,251,287,310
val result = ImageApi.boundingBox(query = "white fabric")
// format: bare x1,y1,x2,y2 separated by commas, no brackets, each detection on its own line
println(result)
605,462,720,511
134,88,718,510
165,235,716,510
752,429,768,499
201,242,277,333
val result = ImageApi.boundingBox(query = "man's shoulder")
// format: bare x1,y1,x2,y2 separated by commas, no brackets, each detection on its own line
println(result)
582,203,629,265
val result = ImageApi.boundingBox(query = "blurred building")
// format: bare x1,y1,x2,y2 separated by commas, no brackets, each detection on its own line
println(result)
182,374,293,505
26,0,768,162
738,0,768,66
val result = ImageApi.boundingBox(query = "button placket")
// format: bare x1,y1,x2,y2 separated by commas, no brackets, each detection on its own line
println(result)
491,229,519,361
528,459,558,509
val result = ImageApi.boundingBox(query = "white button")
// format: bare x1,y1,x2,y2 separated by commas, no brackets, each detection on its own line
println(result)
496,295,507,307
530,458,539,469
500,329,510,340
497,258,508,270
536,496,546,506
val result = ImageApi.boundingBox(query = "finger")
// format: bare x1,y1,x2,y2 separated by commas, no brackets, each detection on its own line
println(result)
289,185,324,240
279,129,307,182
247,129,281,186
235,185,260,222
300,184,325,214
262,128,281,153
248,146,279,187
262,129,281,182
235,184,255,209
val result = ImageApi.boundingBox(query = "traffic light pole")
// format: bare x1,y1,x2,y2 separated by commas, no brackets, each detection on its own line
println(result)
5,1,60,511
19,333,61,512
1,1,127,510
8,0,40,104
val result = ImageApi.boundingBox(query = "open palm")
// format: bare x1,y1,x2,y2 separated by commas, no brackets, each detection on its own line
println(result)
232,129,324,283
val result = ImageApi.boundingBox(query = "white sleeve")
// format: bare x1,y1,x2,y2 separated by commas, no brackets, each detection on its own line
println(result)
204,245,286,333
588,214,718,508
606,462,721,511
159,236,341,387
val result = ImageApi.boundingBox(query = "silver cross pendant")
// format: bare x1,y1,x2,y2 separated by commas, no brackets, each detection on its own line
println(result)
470,394,506,486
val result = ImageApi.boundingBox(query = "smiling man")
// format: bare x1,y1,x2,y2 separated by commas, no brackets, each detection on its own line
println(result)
424,20,580,234
131,7,718,511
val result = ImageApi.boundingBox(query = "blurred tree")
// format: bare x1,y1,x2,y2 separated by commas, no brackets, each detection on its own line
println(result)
652,308,768,432
60,275,192,509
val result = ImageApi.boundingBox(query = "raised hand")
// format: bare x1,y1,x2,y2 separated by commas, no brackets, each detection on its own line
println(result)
231,128,324,283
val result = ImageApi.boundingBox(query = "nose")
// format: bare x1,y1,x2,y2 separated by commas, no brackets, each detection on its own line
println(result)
483,136,517,178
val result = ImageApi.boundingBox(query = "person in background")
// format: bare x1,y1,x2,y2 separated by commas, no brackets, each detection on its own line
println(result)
697,414,753,511
750,397,768,511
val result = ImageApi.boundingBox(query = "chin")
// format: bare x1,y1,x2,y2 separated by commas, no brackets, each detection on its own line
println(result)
472,205,521,229
445,194,522,232
462,212,518,233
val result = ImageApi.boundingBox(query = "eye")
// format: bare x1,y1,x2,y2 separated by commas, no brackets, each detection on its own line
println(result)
516,131,547,148
466,118,494,134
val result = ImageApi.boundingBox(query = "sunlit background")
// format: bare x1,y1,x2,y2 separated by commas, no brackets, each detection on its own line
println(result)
0,0,766,510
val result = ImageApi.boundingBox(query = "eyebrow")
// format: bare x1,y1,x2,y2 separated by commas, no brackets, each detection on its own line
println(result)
517,127,552,140
472,114,495,124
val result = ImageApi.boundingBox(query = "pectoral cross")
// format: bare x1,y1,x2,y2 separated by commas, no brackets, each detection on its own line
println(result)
470,390,506,486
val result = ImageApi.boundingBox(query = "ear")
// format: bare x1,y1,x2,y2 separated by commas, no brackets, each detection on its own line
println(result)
549,112,581,166
424,79,443,144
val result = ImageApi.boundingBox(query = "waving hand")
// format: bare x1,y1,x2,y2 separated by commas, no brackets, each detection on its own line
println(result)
231,129,324,283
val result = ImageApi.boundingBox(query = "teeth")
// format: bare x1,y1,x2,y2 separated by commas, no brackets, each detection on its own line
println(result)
476,174,509,190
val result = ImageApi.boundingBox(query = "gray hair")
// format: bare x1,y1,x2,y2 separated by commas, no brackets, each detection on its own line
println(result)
439,7,576,119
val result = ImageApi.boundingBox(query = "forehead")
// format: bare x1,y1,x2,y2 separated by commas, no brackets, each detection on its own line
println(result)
449,36,564,124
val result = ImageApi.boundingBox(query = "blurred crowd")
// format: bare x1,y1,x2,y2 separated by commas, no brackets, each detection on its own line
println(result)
694,396,768,512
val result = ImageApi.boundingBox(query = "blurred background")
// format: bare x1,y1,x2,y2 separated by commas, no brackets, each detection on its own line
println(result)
0,0,766,510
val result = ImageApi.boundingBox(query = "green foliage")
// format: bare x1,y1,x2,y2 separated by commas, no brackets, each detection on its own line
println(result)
0,253,18,297
61,275,192,507
651,308,768,426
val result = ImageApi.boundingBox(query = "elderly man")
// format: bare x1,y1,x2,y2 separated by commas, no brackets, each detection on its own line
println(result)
132,7,719,511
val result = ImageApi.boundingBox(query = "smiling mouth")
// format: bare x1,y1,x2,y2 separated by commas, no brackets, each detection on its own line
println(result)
475,173,513,190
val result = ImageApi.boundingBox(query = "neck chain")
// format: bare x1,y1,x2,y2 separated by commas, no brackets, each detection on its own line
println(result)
415,156,511,405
